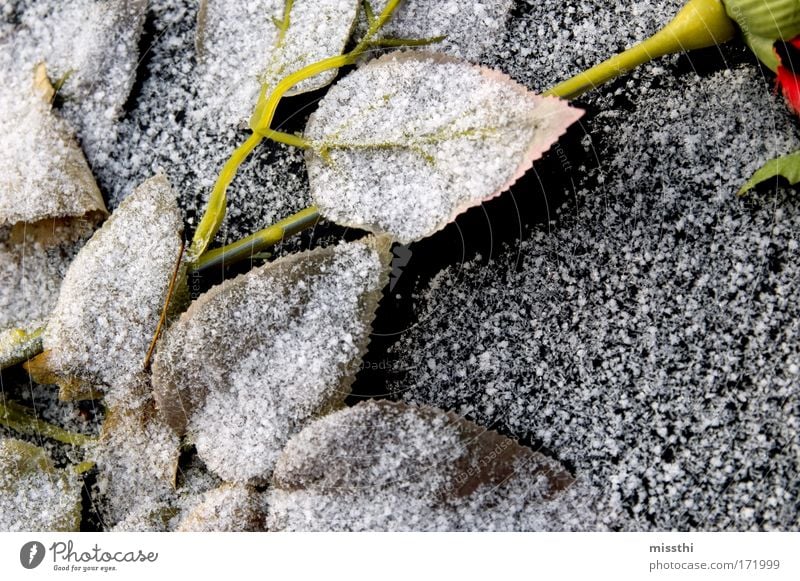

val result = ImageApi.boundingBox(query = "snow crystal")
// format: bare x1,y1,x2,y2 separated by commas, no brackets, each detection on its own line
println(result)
388,64,800,530
269,400,595,531
177,484,265,532
305,51,582,243
196,0,358,128
152,236,392,482
43,175,184,408
360,0,513,63
0,438,82,532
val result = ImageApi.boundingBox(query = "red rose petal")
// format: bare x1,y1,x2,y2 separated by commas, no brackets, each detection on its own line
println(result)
777,65,800,116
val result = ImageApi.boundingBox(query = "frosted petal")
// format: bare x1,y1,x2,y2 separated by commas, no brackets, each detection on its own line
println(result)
90,406,180,528
177,484,265,532
41,175,184,408
0,78,106,229
0,439,82,532
152,236,392,483
269,400,576,531
2,1,148,159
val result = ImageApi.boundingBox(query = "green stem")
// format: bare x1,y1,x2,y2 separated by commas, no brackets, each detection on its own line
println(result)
367,35,447,48
189,0,402,261
73,460,96,474
363,0,376,25
0,326,44,370
256,128,311,149
0,400,94,446
273,0,294,44
250,0,402,134
545,0,736,100
187,133,264,260
193,206,321,272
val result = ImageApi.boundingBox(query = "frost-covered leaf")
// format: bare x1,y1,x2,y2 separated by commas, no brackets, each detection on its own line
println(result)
39,175,184,408
177,484,265,532
111,451,224,532
359,0,513,62
5,0,148,157
196,0,359,127
739,149,800,195
152,236,392,483
1,220,95,362
0,67,104,340
305,52,584,243
90,405,180,528
0,438,81,532
0,73,107,229
110,502,179,532
268,400,576,531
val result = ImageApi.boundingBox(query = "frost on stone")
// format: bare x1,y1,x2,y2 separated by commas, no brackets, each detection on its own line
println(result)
195,0,359,127
90,405,180,528
6,0,148,159
152,236,392,483
177,484,265,532
268,400,582,531
305,52,584,244
40,175,184,408
387,66,800,530
0,438,81,532
0,70,107,230
484,0,684,94
359,0,513,62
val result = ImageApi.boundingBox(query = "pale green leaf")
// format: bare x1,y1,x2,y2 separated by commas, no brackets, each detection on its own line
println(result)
739,150,800,195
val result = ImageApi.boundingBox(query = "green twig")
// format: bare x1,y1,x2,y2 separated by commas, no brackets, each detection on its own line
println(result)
274,0,295,44
255,128,311,149
363,0,376,26
544,0,736,99
193,206,321,272
187,132,264,260
0,326,44,370
73,460,96,474
188,0,402,261
367,35,446,48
